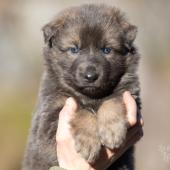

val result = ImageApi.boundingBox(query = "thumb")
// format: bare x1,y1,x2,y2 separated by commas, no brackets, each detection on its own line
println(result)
59,97,78,121
123,91,137,127
56,97,78,140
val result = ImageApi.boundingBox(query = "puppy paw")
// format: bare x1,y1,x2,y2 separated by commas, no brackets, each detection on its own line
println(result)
98,119,128,149
74,132,101,163
70,110,101,163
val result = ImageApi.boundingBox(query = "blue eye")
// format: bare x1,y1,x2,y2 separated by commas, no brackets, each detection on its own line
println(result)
101,47,112,54
70,46,80,54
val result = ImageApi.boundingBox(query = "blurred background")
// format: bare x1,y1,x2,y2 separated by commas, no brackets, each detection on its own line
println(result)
0,0,170,170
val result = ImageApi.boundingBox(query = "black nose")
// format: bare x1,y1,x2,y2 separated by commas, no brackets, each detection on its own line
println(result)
84,66,99,82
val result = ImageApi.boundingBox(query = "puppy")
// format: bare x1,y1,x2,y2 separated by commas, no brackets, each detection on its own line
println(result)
23,4,141,170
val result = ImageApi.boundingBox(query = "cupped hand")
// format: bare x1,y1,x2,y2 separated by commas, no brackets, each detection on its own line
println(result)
56,91,143,170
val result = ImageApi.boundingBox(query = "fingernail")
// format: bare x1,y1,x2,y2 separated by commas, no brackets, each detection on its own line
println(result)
65,97,73,106
140,118,144,126
65,97,77,111
128,118,137,127
124,91,131,96
123,91,130,101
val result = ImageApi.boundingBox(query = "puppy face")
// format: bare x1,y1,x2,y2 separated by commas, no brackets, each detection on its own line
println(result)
42,4,137,98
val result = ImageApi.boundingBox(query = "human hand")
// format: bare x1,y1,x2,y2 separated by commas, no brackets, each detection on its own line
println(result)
56,92,143,170
92,91,143,170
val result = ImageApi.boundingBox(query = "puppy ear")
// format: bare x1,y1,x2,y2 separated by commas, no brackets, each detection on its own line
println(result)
42,11,69,48
124,24,137,44
42,24,56,48
122,21,137,46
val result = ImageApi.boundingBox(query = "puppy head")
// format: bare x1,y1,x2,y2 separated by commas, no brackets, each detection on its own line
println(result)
42,4,138,98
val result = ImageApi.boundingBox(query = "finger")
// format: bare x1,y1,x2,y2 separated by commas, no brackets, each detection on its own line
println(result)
139,113,144,126
136,110,144,127
106,125,142,159
123,91,137,127
93,126,143,170
140,118,144,126
123,127,143,152
107,125,143,158
126,124,143,141
59,97,78,120
56,97,78,140
106,127,143,168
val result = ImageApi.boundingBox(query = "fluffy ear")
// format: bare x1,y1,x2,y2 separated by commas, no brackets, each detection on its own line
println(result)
42,16,65,48
42,11,70,48
121,21,137,50
42,23,56,48
124,24,137,44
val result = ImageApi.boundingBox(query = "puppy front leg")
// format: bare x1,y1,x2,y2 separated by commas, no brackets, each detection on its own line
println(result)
70,110,101,163
97,97,128,149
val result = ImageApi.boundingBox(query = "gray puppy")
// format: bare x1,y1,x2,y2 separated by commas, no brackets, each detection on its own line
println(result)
23,4,141,170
